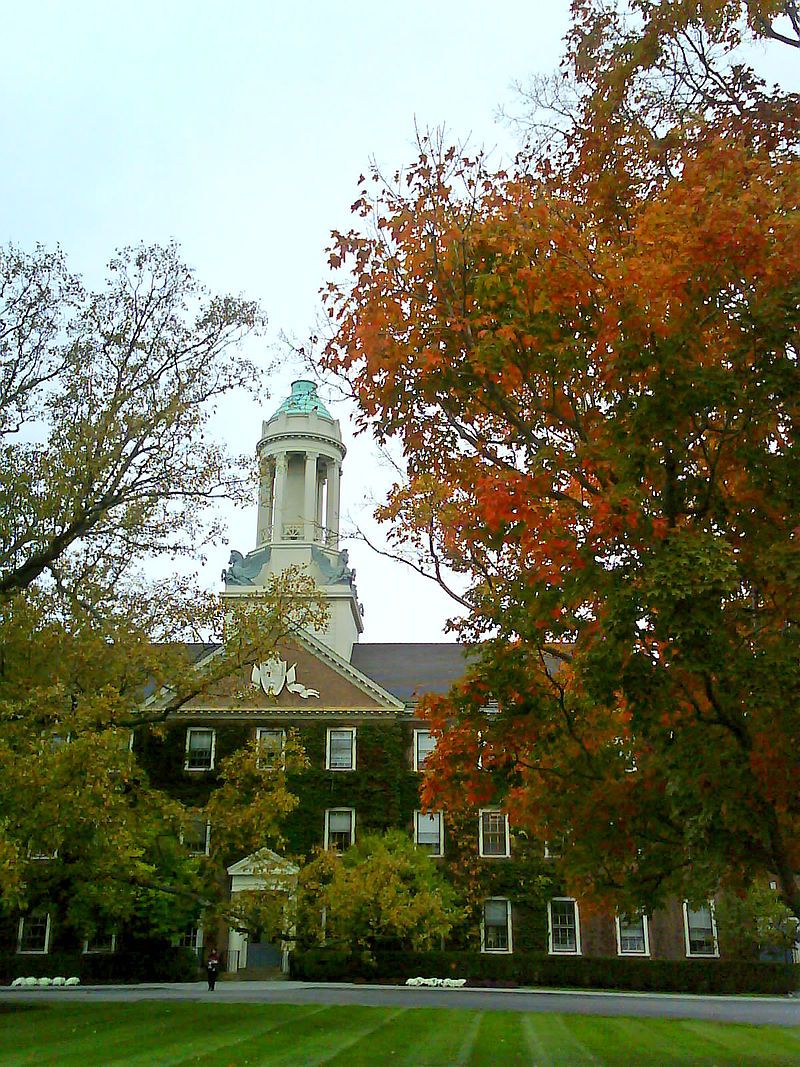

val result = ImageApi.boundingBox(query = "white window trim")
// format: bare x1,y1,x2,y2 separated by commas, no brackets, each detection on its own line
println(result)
413,810,444,858
324,807,355,851
683,900,719,958
184,727,216,772
481,897,513,954
256,727,286,770
17,913,52,955
182,818,211,857
115,728,135,752
48,731,72,753
548,897,582,955
478,809,510,858
325,727,356,772
615,912,650,957
82,931,117,954
413,729,435,772
27,844,58,861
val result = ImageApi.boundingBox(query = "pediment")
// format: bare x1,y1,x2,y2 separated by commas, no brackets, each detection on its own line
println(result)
175,630,404,715
227,848,298,878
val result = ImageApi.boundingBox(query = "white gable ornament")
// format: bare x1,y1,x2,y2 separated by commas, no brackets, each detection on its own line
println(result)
251,657,320,700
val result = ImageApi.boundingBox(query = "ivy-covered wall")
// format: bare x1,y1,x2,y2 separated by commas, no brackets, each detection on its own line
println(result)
136,715,560,954
283,720,421,857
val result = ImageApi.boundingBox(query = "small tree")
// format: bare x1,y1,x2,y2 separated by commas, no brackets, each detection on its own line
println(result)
296,831,464,955
717,884,800,962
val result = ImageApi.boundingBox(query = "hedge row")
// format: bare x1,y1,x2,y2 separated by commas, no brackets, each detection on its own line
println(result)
290,948,799,995
1,947,200,985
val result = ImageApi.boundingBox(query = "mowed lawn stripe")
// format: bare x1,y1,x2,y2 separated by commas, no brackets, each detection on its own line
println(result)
0,1003,321,1067
529,1013,602,1066
453,1011,483,1064
467,1011,531,1067
520,1012,556,1067
0,1001,186,1065
5,1002,800,1066
175,1005,404,1067
677,1019,800,1065
0,1000,122,1056
319,1006,469,1066
564,1015,692,1066
138,1003,329,1067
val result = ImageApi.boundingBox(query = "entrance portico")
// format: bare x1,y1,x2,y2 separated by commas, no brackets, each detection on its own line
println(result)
226,849,299,974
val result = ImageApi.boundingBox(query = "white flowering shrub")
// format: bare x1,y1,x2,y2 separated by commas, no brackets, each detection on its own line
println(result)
10,974,80,988
405,977,466,988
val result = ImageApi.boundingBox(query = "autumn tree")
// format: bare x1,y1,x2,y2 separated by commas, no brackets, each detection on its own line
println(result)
320,3,800,916
0,243,326,936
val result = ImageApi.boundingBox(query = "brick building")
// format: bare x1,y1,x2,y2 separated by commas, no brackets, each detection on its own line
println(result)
8,379,723,978
146,380,720,975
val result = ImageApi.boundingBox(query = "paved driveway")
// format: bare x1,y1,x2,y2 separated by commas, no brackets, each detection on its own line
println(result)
4,981,800,1027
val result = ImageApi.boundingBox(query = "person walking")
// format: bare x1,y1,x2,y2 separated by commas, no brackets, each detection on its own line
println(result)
206,948,220,991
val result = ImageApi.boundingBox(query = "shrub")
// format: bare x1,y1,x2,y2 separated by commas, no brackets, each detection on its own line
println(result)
289,948,799,994
0,947,199,985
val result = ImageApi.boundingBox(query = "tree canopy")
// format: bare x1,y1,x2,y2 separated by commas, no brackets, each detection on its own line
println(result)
320,4,800,913
296,832,464,954
0,244,325,935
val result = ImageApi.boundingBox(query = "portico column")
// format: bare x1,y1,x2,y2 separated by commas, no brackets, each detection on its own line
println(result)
303,451,318,542
273,456,288,542
325,460,341,546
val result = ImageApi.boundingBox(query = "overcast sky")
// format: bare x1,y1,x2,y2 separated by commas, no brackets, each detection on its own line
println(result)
2,3,795,642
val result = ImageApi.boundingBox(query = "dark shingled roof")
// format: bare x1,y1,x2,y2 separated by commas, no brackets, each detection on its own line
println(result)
350,643,473,703
142,643,220,699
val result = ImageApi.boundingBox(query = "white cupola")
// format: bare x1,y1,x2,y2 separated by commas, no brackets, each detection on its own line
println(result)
221,380,363,659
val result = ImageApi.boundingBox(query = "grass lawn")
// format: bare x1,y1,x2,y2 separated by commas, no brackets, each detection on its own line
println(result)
2,1002,800,1066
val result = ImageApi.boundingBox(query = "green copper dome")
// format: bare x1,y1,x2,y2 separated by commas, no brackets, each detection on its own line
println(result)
270,379,332,420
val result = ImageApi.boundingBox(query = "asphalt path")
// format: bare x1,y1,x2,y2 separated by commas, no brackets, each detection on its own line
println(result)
3,981,800,1027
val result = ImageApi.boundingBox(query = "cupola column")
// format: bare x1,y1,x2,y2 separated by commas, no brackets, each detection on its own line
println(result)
273,455,288,542
303,451,319,542
256,458,274,546
325,460,341,546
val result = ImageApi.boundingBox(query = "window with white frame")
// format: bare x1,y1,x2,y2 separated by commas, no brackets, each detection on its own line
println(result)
83,926,116,954
684,901,718,957
482,898,512,953
17,913,51,954
548,898,581,954
413,729,436,771
185,728,215,771
115,729,135,752
256,727,285,770
178,924,204,954
184,817,211,856
478,810,510,857
324,808,355,852
414,811,443,857
616,912,649,956
326,727,356,771
27,842,58,861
